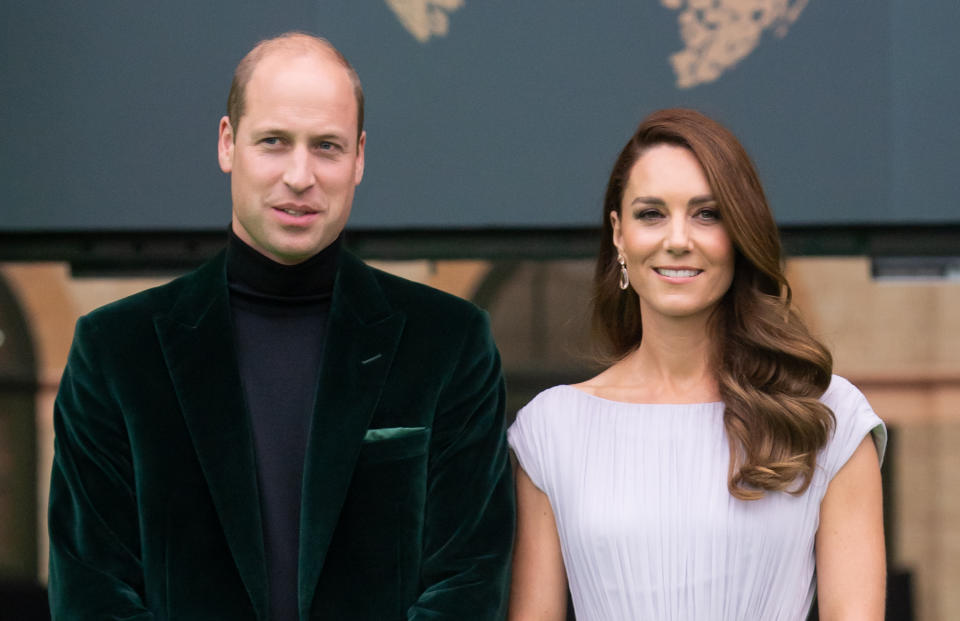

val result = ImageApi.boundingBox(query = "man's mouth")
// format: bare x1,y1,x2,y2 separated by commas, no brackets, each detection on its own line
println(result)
274,206,316,217
654,268,702,278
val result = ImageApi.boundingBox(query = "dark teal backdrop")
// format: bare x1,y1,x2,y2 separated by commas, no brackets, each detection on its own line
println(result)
2,1,958,232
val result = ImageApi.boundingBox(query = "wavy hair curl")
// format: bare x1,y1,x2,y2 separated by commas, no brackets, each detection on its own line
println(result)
592,108,834,500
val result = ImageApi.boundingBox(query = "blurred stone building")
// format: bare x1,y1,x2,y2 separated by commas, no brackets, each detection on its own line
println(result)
1,255,958,619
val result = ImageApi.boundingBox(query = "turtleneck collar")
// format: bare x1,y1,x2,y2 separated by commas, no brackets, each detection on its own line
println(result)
226,229,341,300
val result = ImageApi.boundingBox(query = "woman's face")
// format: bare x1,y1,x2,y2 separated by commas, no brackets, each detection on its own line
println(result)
611,143,735,324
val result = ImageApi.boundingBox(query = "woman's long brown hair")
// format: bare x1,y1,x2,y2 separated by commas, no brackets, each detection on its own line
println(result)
592,109,834,500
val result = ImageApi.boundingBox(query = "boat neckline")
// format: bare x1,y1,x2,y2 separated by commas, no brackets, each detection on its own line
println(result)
558,384,725,407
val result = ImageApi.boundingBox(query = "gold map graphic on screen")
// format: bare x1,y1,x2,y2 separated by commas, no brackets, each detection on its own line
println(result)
384,0,810,88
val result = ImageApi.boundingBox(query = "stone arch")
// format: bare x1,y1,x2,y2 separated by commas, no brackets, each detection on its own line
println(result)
0,273,39,579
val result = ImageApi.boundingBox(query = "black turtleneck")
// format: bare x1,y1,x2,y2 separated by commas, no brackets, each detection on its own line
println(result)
226,231,340,621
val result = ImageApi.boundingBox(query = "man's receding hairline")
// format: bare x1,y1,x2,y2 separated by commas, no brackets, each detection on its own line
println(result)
227,32,364,139
247,43,353,94
253,34,343,68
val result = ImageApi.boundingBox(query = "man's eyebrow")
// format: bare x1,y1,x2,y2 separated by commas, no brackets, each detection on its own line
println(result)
251,128,293,138
310,132,349,143
250,128,351,145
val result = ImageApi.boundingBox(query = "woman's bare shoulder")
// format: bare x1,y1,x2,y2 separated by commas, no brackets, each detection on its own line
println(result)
570,365,621,395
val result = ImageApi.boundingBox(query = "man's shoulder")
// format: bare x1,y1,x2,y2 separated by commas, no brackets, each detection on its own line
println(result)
361,260,485,323
82,251,225,326
344,253,485,320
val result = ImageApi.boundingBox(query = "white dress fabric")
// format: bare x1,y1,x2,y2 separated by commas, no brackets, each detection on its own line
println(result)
508,375,886,621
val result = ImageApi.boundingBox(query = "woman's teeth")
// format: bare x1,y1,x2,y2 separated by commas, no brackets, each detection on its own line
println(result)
656,268,700,277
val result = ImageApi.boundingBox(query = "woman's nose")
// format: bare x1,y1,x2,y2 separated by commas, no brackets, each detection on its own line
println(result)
664,218,691,255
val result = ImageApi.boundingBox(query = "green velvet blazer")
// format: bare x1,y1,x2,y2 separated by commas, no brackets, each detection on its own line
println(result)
48,250,515,620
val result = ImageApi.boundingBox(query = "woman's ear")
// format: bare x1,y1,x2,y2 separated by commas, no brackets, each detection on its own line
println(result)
610,210,624,255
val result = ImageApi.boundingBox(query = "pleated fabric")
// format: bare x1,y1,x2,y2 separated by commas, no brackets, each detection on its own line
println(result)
508,375,885,621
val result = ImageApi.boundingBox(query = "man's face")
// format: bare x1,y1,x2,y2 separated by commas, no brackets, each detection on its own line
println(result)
218,50,365,264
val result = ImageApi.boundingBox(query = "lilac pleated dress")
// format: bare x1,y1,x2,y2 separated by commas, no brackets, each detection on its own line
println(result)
508,376,885,621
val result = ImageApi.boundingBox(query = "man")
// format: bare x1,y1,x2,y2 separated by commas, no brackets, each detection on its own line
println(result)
48,32,514,620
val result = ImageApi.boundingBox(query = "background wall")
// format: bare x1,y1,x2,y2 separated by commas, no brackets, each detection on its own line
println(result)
2,0,958,232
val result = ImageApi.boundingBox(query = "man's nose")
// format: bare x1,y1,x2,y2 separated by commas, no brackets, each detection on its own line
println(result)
664,218,692,255
283,148,314,193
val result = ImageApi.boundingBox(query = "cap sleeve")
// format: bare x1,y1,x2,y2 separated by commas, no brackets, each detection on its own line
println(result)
507,396,550,493
819,375,887,482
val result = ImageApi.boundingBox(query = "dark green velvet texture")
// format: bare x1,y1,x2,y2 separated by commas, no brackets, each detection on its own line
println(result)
48,250,515,620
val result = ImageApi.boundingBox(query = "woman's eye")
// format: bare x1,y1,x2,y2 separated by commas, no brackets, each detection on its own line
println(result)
696,208,721,222
634,208,663,221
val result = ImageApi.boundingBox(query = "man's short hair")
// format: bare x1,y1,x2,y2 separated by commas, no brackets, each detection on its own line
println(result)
226,32,365,141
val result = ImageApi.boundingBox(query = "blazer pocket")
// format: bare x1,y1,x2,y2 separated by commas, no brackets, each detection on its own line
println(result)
358,426,430,465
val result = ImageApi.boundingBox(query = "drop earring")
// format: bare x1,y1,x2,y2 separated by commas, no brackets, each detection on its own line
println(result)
618,255,629,290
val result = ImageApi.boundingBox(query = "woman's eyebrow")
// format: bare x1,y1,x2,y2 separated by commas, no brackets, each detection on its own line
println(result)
630,196,666,206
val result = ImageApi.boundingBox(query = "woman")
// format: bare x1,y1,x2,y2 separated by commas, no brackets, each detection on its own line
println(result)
508,109,886,620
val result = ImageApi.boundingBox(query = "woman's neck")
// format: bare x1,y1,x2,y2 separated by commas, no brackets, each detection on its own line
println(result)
579,312,721,404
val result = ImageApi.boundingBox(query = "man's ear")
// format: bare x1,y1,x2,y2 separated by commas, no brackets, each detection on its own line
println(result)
353,130,366,186
217,116,234,173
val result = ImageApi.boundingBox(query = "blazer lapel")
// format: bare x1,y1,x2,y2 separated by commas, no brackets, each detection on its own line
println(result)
154,253,269,621
298,252,405,618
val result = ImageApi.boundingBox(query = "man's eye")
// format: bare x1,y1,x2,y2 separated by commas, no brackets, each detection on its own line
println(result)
260,137,281,145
